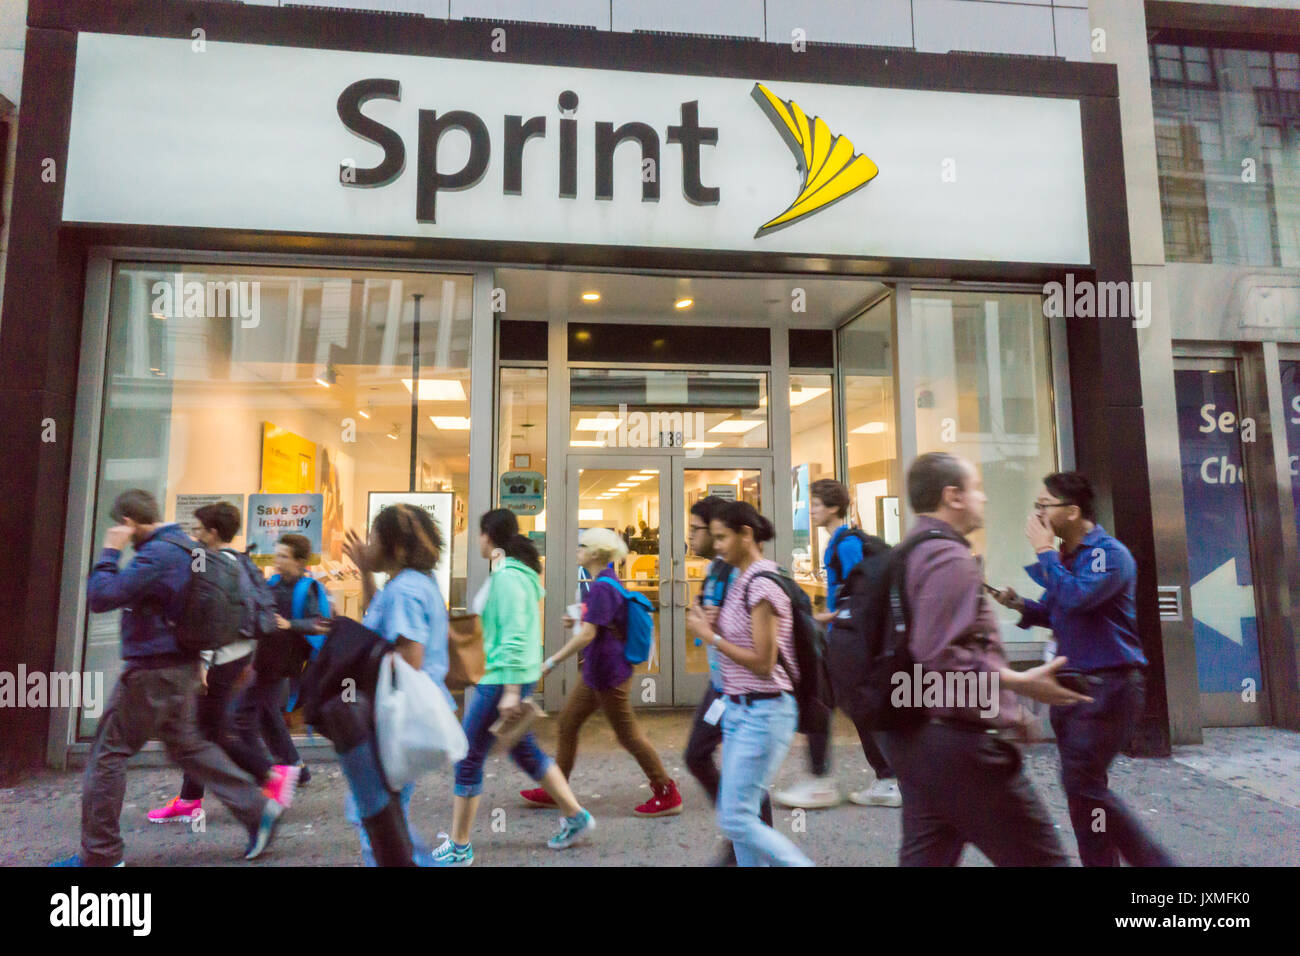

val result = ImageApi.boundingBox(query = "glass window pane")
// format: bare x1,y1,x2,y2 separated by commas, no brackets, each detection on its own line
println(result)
840,296,900,547
789,373,836,595
569,369,768,451
82,263,473,739
911,291,1057,642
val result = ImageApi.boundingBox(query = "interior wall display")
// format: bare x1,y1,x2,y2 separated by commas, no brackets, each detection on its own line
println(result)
247,493,324,566
513,454,531,469
500,470,545,516
174,493,245,539
790,464,810,551
261,422,316,494
367,491,454,599
319,447,345,562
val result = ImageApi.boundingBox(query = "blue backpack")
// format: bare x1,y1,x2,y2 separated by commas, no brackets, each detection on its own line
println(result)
594,577,655,665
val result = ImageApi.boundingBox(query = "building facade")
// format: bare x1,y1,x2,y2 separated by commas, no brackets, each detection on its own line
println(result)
1,0,1173,775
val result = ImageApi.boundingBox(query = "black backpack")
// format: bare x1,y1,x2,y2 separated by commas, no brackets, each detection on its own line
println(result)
824,528,966,731
742,568,834,723
163,539,245,652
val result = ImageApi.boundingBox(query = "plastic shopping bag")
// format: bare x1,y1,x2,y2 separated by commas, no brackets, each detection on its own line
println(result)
374,652,468,789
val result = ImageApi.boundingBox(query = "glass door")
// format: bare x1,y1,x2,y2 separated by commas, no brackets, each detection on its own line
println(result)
669,457,774,704
565,456,671,708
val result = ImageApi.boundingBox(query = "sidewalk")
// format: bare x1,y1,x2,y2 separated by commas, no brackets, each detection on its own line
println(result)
3,711,1298,866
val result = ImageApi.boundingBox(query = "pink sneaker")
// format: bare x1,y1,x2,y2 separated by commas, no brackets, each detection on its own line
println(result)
147,796,202,824
262,765,301,809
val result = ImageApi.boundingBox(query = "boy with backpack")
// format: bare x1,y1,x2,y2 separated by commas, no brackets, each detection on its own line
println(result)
54,490,290,866
773,479,901,809
146,502,301,823
527,527,683,818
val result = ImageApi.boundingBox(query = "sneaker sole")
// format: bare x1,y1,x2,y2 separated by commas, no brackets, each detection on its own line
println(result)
147,814,196,824
773,794,841,810
548,816,596,850
848,794,902,807
633,805,684,817
244,802,284,860
272,766,302,810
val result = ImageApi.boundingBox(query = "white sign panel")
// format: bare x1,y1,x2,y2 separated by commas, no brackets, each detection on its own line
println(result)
64,32,1090,264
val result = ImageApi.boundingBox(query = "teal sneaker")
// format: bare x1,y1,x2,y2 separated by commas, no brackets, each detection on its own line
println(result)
429,833,473,867
547,809,595,850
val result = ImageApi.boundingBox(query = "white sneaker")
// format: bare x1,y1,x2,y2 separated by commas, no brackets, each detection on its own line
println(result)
848,778,902,807
771,776,841,809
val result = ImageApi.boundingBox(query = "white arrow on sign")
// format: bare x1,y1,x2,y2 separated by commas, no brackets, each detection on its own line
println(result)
1189,558,1256,647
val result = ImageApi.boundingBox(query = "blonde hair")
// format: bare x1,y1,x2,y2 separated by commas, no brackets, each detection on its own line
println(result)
579,527,629,565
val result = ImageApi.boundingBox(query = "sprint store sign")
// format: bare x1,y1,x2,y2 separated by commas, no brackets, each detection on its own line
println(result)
63,32,1090,264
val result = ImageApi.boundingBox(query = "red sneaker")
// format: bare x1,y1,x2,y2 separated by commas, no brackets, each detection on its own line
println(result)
520,787,557,808
262,765,301,809
635,779,683,817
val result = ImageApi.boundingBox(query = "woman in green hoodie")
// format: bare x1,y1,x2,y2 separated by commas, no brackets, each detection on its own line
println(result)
430,509,593,865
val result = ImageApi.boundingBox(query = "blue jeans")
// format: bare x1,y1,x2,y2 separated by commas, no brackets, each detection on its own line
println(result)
344,780,434,867
718,693,813,867
454,682,552,798
1050,668,1174,867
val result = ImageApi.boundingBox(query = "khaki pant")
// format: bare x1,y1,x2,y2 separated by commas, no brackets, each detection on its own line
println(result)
81,663,269,866
556,675,669,786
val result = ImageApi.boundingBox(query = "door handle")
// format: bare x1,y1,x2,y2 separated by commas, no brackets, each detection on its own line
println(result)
674,579,688,609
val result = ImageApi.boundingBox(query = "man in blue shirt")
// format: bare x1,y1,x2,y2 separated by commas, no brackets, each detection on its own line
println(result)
995,472,1173,866
774,479,900,810
681,496,772,865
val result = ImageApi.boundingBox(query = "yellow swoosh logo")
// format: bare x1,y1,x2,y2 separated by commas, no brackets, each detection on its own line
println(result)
751,82,879,238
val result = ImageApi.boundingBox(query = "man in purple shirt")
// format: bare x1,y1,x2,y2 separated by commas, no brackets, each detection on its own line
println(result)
880,453,1091,866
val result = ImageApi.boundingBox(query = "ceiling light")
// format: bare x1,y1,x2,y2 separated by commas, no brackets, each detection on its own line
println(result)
581,292,601,302
623,475,652,482
684,441,722,449
709,419,763,434
430,416,472,430
575,417,623,432
789,386,830,407
569,440,606,447
358,407,371,420
402,378,467,401
386,423,401,440
851,421,888,435
674,297,694,310
639,469,659,474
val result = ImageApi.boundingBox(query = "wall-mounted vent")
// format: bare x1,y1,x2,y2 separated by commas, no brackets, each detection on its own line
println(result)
1157,585,1183,621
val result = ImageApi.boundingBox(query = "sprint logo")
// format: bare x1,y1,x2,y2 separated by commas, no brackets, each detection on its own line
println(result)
751,82,879,238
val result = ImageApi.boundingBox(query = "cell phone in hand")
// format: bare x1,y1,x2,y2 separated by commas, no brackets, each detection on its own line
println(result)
982,583,1004,600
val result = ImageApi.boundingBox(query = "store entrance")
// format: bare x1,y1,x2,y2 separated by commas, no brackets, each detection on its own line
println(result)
562,454,772,708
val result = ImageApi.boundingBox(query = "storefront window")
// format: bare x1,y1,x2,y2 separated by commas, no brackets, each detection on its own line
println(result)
841,297,900,547
82,263,473,737
569,368,769,451
789,372,837,591
911,290,1057,641
498,367,548,558
1151,42,1300,267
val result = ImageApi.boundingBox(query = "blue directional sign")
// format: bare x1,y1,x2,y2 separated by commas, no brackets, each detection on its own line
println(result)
1174,369,1263,694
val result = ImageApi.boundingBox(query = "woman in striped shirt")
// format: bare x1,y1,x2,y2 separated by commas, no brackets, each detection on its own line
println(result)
685,501,814,867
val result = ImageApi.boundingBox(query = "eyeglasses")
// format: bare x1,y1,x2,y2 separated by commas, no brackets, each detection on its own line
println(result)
1033,501,1071,512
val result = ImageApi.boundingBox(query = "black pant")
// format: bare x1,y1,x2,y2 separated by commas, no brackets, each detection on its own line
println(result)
684,685,773,855
804,701,894,779
228,677,301,785
882,721,1068,867
179,654,262,800
1050,669,1174,867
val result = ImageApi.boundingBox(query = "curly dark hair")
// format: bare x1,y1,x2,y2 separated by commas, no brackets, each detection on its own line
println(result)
372,504,443,572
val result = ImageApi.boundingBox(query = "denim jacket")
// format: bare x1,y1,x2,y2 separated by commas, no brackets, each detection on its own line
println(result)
87,523,198,662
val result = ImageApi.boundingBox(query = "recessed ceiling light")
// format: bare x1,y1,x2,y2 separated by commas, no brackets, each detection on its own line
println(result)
402,378,467,401
789,386,830,407
709,419,763,434
639,469,659,474
851,421,888,435
430,416,472,430
674,297,694,310
575,417,623,432
581,292,601,302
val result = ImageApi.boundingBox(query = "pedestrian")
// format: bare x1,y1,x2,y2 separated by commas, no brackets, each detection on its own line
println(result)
341,504,452,866
681,495,775,864
433,509,594,864
880,453,1090,866
53,489,289,866
146,503,300,824
524,527,683,817
225,533,327,804
685,501,814,867
993,471,1174,866
774,478,901,810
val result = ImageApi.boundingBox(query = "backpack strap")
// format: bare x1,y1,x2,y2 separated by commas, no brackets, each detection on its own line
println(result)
291,575,330,620
740,569,798,690
886,527,971,639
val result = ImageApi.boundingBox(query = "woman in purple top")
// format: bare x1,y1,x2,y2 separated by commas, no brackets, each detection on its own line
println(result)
520,527,683,818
